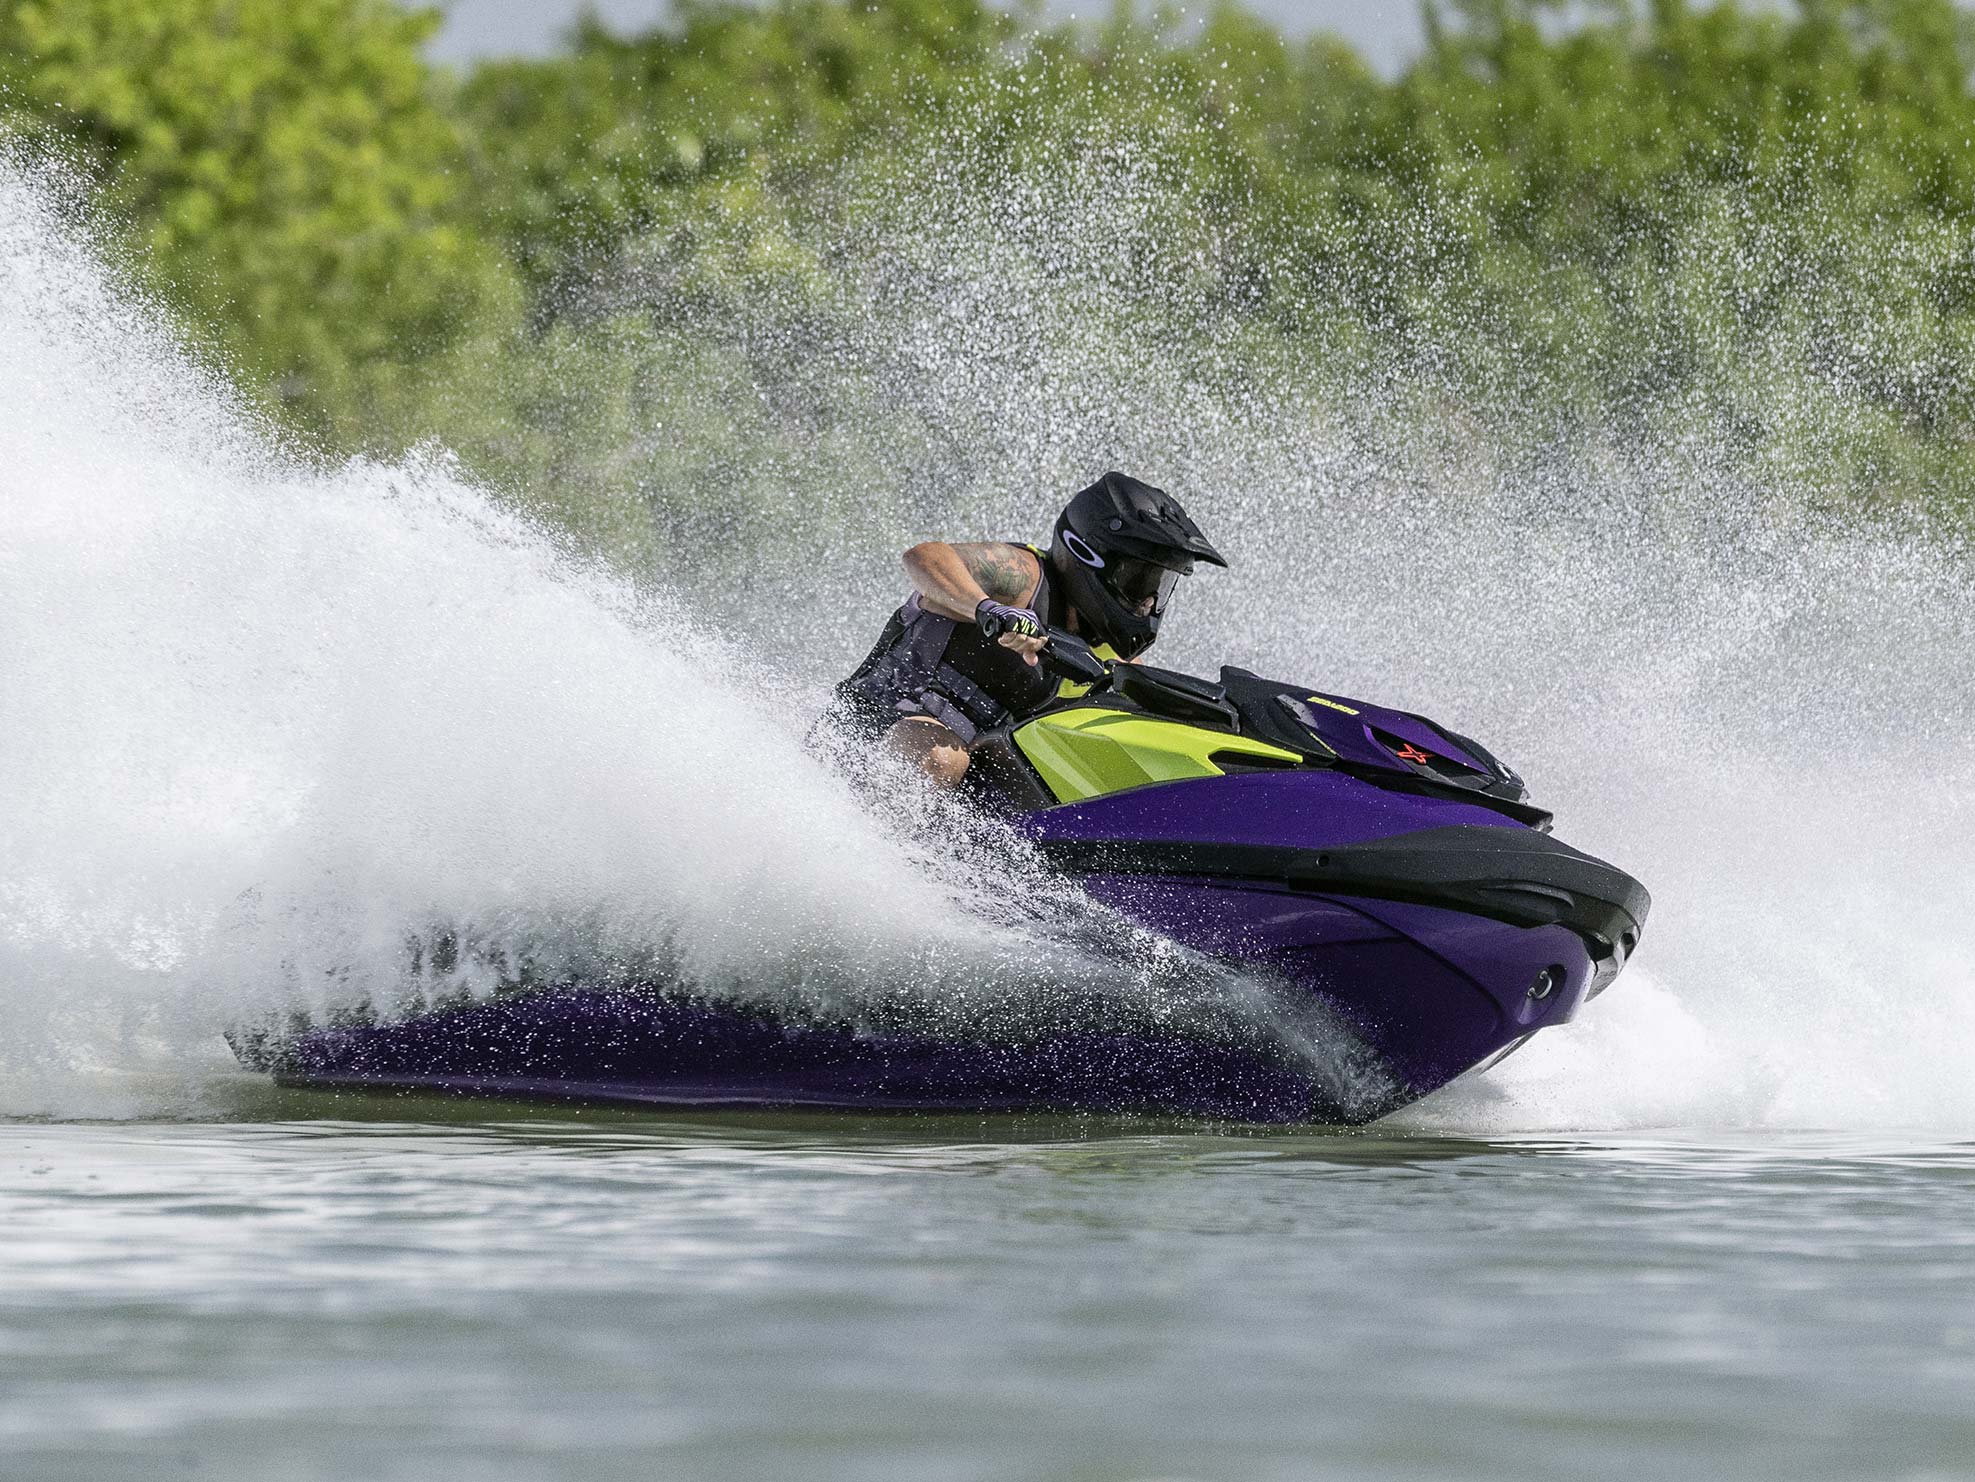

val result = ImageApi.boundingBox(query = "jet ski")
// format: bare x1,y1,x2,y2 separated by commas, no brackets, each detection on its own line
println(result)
247,629,1648,1124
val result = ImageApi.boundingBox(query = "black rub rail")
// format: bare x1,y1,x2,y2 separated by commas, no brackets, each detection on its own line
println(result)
1030,823,1651,960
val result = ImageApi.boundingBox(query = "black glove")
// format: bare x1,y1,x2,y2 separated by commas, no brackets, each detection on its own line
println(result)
976,598,1043,641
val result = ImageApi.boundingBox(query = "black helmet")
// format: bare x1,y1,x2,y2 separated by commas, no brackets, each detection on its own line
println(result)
1049,471,1226,659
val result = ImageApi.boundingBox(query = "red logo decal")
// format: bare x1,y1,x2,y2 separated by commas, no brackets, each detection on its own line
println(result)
1394,743,1434,765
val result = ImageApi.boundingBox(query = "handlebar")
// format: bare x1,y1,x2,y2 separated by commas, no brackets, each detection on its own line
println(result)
976,610,1112,690
1036,630,1111,687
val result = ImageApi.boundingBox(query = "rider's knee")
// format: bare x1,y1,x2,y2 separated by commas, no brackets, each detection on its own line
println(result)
923,737,971,786
888,718,972,787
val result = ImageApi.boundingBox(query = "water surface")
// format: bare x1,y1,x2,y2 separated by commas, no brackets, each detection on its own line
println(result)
4,1101,1970,1482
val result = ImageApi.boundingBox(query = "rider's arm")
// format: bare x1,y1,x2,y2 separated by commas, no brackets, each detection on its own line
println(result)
902,542,1040,622
902,541,1047,666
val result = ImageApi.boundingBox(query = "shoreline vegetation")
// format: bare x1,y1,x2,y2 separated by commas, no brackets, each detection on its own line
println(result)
5,0,1974,570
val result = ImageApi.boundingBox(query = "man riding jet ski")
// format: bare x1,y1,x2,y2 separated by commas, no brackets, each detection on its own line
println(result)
238,473,1649,1122
827,471,1226,784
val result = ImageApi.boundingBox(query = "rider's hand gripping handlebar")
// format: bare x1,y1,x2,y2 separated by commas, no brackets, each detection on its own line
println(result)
975,604,1111,689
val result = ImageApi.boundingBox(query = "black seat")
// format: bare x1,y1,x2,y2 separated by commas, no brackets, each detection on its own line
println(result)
1109,663,1239,729
1217,667,1339,760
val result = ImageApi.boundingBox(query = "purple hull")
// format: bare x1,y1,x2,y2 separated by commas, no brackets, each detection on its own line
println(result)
274,988,1357,1123
271,771,1642,1124
1021,772,1610,1098
1073,876,1593,1097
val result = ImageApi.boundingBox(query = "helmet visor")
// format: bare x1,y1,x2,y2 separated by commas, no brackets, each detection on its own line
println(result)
1103,558,1185,619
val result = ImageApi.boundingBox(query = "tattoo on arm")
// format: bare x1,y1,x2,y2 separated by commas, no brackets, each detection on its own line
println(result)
956,543,1040,604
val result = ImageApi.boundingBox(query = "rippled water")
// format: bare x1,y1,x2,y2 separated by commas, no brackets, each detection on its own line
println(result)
4,1106,1971,1481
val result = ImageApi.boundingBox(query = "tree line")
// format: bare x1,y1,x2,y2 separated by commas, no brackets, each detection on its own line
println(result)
6,0,1973,551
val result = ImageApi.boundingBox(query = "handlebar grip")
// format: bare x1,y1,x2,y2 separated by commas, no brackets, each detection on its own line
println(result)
1038,632,1111,688
976,610,1110,688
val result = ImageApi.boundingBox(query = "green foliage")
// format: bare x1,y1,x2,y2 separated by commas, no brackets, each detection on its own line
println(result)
1369,0,1975,496
458,0,1024,307
0,0,517,445
5,0,1975,535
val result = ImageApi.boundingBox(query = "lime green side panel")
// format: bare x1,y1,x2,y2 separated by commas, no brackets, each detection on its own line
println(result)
1012,707,1305,804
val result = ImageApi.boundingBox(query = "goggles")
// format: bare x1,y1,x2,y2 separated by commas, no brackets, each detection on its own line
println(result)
1104,557,1187,619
